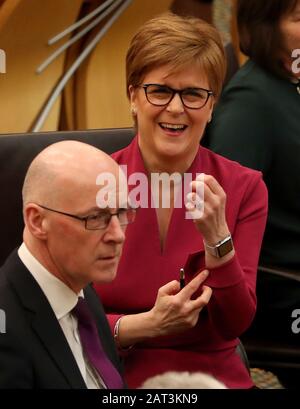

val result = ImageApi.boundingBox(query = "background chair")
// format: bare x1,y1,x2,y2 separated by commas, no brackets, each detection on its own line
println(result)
241,266,300,389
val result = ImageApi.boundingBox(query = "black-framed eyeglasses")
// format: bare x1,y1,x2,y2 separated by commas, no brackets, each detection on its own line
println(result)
36,204,138,230
141,83,213,110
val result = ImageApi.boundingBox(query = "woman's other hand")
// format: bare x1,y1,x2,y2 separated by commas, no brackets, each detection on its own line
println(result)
149,269,212,336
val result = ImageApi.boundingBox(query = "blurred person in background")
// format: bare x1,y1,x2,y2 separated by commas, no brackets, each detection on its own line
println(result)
206,0,300,386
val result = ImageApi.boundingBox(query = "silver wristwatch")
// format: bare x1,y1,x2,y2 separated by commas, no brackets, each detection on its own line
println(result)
204,235,233,258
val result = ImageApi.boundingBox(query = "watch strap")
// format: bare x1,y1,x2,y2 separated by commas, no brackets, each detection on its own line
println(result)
204,235,233,258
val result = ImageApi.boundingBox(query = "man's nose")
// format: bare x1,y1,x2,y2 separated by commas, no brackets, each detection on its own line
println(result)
104,215,125,243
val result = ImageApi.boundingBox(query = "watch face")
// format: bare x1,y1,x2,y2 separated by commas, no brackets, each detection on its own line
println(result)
217,238,233,257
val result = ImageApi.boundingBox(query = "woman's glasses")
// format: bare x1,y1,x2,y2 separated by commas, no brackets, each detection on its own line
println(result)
141,83,213,109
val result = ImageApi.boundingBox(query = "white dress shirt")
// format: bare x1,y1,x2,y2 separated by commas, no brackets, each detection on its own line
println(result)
18,243,106,389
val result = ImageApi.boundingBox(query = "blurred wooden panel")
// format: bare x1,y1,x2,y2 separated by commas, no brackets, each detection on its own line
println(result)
75,0,173,130
0,0,83,133
171,0,212,22
60,38,82,131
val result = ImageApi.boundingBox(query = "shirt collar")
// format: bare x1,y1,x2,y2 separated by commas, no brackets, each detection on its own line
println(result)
18,243,83,319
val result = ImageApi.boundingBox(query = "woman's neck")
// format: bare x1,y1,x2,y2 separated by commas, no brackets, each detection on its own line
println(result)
138,143,199,175
144,152,197,175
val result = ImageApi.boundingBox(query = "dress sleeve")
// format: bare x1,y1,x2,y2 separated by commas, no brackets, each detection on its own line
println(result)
204,173,268,339
105,313,123,334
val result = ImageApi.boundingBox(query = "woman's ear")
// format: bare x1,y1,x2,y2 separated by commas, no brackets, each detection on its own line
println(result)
128,85,138,116
128,85,136,105
24,204,48,240
131,106,137,116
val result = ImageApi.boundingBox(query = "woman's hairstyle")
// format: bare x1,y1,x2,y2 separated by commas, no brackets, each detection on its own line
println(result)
126,13,226,99
237,0,298,79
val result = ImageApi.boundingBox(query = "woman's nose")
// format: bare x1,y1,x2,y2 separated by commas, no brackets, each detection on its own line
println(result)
166,92,185,113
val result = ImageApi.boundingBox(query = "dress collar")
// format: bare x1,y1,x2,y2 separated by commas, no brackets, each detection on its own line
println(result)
127,134,202,176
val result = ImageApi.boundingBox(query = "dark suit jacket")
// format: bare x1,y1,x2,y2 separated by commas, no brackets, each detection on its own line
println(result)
0,249,124,389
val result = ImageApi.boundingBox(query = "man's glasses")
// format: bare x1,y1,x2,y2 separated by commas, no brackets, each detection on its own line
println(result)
36,204,137,230
141,83,213,110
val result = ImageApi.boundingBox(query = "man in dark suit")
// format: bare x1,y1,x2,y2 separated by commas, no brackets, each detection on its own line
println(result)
0,140,133,389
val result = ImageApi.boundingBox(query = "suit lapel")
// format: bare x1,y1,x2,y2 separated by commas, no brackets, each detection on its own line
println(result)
31,308,86,389
5,251,86,389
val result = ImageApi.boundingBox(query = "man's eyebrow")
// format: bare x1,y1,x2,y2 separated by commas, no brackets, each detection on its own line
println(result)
80,207,109,215
81,203,131,216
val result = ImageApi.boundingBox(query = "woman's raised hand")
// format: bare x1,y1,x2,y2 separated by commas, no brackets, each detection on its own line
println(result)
186,173,231,245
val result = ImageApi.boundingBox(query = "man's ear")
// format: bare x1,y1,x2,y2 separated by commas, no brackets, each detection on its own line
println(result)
24,204,48,240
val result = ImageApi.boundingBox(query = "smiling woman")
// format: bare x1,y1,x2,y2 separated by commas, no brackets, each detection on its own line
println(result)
94,12,268,389
129,64,214,174
126,13,225,175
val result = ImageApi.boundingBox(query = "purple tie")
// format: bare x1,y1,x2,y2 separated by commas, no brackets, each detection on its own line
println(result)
73,297,124,389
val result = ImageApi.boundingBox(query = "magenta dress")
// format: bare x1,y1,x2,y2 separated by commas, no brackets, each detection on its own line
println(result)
94,136,268,388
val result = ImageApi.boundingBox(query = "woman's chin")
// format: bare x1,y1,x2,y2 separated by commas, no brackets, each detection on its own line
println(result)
156,139,189,159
